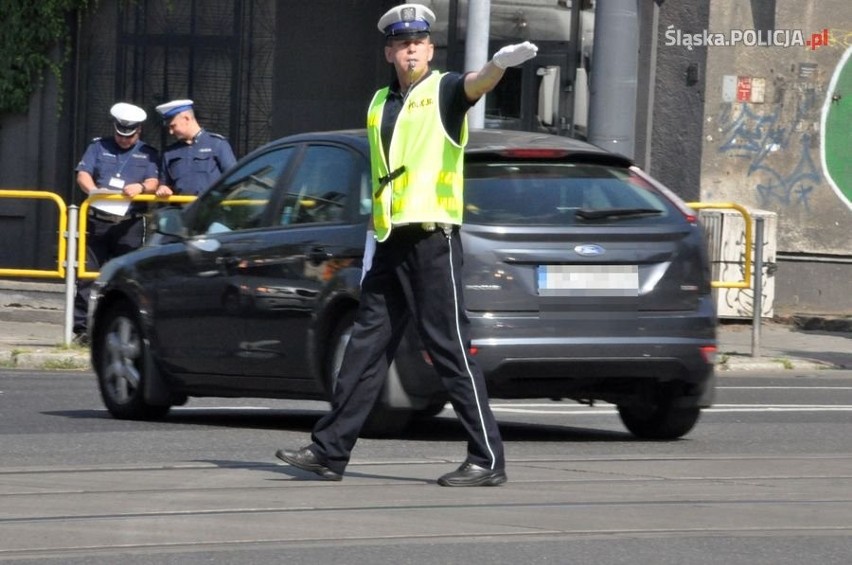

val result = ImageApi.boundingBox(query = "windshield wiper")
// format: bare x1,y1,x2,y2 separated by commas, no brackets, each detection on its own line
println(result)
575,207,663,220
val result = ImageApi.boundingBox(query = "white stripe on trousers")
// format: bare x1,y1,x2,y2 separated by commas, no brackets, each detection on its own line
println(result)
446,231,497,470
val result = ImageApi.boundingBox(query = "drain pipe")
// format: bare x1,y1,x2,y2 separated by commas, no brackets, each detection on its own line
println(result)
751,217,765,357
588,0,639,159
465,0,491,129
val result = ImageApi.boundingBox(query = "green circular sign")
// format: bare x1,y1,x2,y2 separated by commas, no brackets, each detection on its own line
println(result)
821,46,852,211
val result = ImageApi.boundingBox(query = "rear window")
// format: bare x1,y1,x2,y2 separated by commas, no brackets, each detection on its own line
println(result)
464,162,680,226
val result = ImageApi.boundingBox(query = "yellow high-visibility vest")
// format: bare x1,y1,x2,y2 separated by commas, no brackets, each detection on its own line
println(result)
366,71,468,242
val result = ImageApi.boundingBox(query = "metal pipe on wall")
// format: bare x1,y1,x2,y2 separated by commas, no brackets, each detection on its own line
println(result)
752,217,765,357
588,0,639,159
465,0,491,129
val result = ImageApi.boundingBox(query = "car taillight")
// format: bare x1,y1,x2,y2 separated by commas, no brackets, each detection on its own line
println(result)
628,165,698,223
699,345,717,364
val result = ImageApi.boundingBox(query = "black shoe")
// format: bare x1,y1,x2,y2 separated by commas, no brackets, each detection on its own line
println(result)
275,447,342,481
437,462,507,487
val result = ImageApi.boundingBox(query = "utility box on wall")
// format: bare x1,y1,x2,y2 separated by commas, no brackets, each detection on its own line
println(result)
700,209,778,319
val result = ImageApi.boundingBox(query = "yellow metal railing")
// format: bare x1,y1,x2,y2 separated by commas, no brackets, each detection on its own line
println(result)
0,190,68,279
77,193,197,279
1,191,756,290
687,201,753,289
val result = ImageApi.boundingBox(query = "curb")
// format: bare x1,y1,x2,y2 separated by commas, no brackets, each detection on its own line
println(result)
0,347,842,373
0,348,90,371
717,356,838,372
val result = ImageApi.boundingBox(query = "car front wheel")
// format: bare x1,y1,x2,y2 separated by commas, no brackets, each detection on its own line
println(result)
325,310,412,437
95,303,170,420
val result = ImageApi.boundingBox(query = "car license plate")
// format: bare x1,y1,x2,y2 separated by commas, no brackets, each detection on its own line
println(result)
537,265,639,296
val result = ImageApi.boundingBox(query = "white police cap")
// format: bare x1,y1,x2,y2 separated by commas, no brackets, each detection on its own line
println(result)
155,99,194,119
110,102,147,136
377,3,436,39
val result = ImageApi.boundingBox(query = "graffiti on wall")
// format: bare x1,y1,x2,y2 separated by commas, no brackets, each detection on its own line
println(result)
716,88,823,210
702,209,776,318
826,28,852,50
714,227,775,318
716,37,852,212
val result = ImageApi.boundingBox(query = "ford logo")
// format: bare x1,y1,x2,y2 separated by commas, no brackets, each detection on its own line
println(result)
574,244,605,256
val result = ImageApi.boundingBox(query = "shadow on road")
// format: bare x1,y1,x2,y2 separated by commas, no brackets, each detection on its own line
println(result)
43,407,637,442
187,459,434,484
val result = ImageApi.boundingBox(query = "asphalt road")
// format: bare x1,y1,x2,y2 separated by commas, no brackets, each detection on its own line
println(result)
1,369,851,564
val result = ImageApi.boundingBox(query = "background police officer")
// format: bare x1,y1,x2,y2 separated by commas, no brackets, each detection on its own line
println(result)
276,3,537,487
154,99,237,197
73,102,160,343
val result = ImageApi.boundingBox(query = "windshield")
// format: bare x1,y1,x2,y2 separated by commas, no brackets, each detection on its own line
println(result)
463,162,679,226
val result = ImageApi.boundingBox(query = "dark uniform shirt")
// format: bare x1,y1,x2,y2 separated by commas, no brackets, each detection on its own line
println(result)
75,137,159,215
160,129,237,196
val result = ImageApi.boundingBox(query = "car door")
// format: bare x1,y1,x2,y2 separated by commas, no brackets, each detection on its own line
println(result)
234,142,370,387
152,145,297,376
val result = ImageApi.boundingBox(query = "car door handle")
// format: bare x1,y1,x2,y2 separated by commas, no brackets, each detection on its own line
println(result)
307,247,331,265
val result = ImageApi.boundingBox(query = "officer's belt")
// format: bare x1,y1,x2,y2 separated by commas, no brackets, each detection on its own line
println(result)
419,222,454,233
89,208,136,223
395,222,456,233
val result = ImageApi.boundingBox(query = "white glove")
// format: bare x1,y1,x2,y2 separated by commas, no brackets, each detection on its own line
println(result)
492,41,538,69
360,230,376,285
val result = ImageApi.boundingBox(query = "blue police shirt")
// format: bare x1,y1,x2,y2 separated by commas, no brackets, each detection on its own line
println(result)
160,129,237,195
76,137,159,214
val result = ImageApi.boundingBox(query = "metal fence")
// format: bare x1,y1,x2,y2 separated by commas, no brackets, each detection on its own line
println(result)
0,190,195,345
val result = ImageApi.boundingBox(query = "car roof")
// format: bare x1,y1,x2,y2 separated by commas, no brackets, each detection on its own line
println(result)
254,128,634,168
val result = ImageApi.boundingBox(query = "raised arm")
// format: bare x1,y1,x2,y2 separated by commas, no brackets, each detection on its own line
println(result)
463,41,538,102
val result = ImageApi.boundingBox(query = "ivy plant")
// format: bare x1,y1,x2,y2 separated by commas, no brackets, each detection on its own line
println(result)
0,0,95,116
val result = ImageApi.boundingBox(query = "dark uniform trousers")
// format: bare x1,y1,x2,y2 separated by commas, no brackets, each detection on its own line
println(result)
310,224,505,475
73,211,146,333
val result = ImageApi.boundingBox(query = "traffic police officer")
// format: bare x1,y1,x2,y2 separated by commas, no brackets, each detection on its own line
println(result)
154,99,236,196
73,102,160,343
275,3,538,486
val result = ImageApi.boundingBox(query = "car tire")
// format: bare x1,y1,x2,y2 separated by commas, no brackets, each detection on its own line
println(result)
94,303,171,420
617,390,701,440
325,310,412,437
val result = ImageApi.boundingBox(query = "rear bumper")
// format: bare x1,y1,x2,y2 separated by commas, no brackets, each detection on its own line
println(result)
467,310,716,405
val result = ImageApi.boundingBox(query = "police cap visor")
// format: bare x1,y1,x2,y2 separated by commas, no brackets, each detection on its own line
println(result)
114,120,141,136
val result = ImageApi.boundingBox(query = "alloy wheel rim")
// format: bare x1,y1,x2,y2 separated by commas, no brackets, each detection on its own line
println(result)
102,316,142,403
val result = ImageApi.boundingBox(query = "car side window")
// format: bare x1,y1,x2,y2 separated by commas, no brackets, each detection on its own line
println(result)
278,145,356,226
191,147,294,235
359,167,372,216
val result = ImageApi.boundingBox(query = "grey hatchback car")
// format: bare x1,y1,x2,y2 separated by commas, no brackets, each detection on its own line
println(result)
89,129,716,440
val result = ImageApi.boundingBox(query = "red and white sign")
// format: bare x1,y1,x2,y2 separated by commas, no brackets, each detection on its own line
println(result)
736,76,752,102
